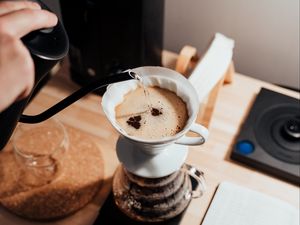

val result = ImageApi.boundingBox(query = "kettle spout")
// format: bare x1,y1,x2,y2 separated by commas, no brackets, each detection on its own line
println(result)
123,69,142,81
19,70,135,124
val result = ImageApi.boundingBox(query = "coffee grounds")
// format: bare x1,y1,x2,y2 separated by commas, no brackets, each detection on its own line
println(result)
126,116,142,129
126,108,162,129
151,108,162,116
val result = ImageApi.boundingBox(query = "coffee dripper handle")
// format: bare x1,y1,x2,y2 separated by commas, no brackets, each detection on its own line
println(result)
19,71,134,123
175,123,209,145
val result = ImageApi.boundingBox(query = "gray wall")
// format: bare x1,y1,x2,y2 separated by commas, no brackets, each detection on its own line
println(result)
164,0,299,89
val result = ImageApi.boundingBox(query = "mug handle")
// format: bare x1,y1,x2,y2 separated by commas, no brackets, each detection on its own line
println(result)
182,163,206,199
175,123,209,145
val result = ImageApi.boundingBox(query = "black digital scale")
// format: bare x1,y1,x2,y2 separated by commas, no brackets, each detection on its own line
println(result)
231,88,300,184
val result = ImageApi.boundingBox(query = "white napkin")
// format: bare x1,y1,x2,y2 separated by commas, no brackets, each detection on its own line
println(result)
202,182,299,225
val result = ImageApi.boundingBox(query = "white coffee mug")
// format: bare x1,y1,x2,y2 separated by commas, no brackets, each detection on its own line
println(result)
102,66,209,156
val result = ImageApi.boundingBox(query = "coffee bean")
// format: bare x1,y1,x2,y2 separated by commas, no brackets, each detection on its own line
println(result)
127,115,142,129
151,108,162,116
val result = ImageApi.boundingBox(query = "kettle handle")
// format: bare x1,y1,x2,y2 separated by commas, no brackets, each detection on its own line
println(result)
19,71,133,123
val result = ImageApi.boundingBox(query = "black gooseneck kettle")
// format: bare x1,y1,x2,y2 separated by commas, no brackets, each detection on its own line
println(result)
0,0,134,150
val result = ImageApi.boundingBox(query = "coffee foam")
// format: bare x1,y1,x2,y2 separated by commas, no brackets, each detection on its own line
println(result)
115,87,188,139
101,67,200,143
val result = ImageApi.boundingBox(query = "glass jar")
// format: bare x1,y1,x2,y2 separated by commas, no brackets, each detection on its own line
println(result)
112,163,206,222
13,118,69,187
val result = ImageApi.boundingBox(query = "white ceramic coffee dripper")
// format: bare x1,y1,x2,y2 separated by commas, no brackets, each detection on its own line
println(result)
102,66,209,178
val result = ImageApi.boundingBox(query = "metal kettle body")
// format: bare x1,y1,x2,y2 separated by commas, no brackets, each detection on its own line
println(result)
0,57,65,150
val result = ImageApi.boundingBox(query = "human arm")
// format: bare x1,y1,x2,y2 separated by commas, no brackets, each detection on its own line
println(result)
0,0,57,111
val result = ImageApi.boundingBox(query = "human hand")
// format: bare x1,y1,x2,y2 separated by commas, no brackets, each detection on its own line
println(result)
0,0,57,112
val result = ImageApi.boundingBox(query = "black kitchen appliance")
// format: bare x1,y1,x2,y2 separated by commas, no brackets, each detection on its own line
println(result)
231,88,300,184
59,0,164,94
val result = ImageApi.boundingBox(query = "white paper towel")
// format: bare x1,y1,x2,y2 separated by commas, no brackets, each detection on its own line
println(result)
202,182,299,225
188,33,234,102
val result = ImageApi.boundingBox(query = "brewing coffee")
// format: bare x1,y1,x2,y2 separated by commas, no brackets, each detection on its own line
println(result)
115,86,188,139
113,166,192,222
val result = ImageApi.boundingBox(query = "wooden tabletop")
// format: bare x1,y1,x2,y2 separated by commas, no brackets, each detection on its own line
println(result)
23,51,299,225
